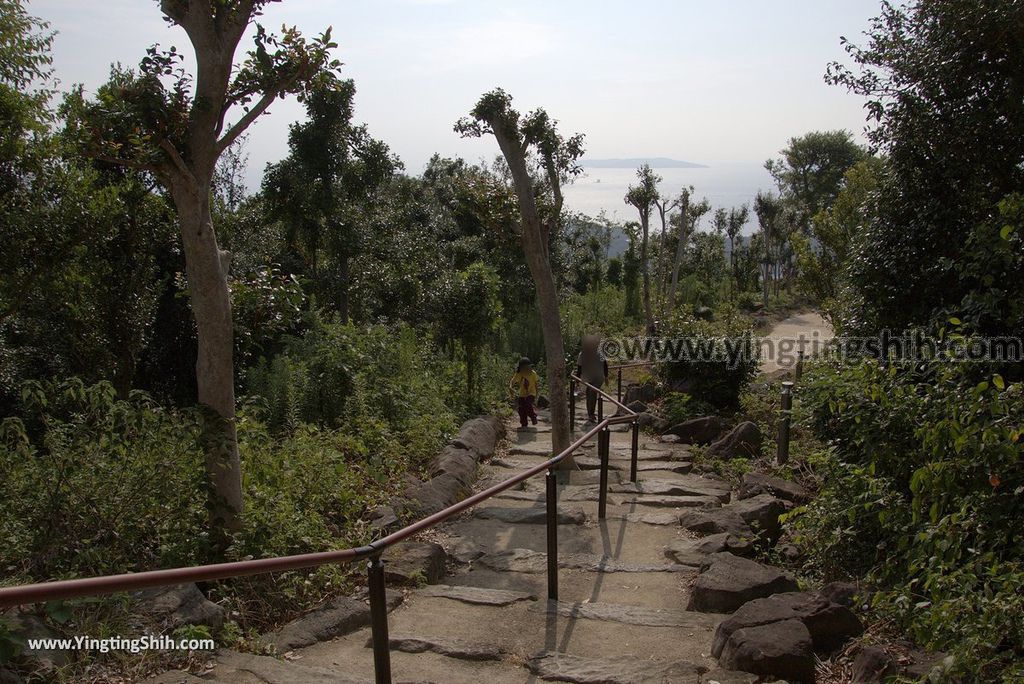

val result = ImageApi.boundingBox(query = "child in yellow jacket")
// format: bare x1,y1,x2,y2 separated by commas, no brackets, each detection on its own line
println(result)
509,357,539,428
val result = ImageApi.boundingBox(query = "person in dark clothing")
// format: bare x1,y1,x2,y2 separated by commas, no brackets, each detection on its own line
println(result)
575,335,608,423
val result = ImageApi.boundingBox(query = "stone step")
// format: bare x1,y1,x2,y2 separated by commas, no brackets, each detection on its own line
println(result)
476,548,690,574
528,599,721,630
611,478,732,503
527,651,706,684
370,634,508,662
575,456,692,474
473,505,585,525
207,649,367,683
415,584,535,606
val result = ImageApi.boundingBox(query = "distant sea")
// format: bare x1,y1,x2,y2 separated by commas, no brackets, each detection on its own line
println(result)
563,162,775,235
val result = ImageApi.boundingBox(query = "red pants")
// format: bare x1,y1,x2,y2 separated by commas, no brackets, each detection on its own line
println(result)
517,395,538,427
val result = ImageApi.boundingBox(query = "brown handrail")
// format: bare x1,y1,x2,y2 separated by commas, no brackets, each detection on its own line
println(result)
0,383,645,683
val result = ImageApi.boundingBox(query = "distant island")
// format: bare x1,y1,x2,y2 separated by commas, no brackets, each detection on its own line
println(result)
580,157,708,169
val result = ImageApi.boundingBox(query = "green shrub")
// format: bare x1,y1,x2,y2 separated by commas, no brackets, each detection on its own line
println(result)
789,357,1024,680
662,392,714,425
656,313,758,408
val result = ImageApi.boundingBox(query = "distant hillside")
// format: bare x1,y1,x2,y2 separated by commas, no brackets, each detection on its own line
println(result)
580,157,708,169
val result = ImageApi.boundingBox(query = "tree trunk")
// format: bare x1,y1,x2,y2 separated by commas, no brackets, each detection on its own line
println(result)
640,215,656,334
667,205,689,310
172,178,243,542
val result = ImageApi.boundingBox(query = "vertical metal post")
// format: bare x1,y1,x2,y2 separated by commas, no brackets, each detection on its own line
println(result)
569,377,576,430
367,556,392,684
546,468,558,600
597,390,604,422
630,420,639,483
616,367,623,403
795,350,804,381
598,427,610,519
777,381,793,465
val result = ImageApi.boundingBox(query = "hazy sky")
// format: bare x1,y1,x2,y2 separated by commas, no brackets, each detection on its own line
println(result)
32,0,882,182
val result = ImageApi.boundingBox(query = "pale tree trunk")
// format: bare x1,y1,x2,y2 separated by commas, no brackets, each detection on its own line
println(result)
171,177,243,539
667,204,690,310
640,213,656,334
655,203,668,301
491,130,572,464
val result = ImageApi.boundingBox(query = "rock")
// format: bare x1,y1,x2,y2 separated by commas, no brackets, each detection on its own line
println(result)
2,610,69,672
537,395,551,409
687,553,798,613
401,472,469,518
379,634,506,661
559,555,689,573
635,411,667,431
628,495,720,508
474,506,586,525
665,533,753,566
478,548,548,573
738,472,812,505
626,400,649,413
449,538,485,564
660,434,682,444
451,416,502,459
663,416,726,445
134,583,225,631
382,541,447,585
528,651,704,684
430,445,477,486
712,592,863,657
623,381,658,404
262,596,371,651
702,669,759,684
575,456,692,474
730,494,790,541
148,670,208,684
678,509,753,538
852,645,898,683
611,476,731,502
719,619,815,683
778,544,802,563
818,581,858,608
618,511,681,525
416,585,534,606
367,505,400,532
706,422,762,459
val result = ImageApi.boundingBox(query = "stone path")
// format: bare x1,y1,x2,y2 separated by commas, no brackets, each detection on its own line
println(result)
152,398,853,683
760,311,834,373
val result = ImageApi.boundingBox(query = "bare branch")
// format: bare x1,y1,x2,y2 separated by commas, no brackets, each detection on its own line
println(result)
158,138,195,182
216,88,279,155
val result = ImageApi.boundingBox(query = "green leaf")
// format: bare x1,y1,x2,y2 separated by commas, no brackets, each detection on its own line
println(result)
992,374,1005,390
948,317,962,326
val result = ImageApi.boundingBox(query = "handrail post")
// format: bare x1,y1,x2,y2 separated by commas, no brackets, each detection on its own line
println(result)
598,426,610,519
546,468,558,600
597,390,604,422
795,350,805,381
777,381,793,465
616,367,622,403
630,419,639,483
569,377,576,430
367,556,392,684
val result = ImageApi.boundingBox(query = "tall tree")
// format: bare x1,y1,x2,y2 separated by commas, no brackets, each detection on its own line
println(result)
725,204,749,294
653,194,679,299
754,192,782,307
68,1,339,542
263,75,397,322
827,0,1024,334
666,187,710,309
624,164,661,333
457,89,583,461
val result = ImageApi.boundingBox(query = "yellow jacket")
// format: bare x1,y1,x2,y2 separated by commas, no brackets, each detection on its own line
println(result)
509,369,539,398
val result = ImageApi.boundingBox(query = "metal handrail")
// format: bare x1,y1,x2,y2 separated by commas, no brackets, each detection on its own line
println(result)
0,381,643,684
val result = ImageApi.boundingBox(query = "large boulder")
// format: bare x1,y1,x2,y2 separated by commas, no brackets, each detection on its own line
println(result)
665,533,753,566
663,416,725,445
712,592,863,657
624,381,658,404
706,422,762,459
263,596,369,651
718,618,816,683
730,494,790,542
738,472,812,505
852,645,898,683
2,610,70,673
382,542,447,585
635,412,668,432
819,581,859,608
678,509,753,538
400,473,469,518
687,553,798,613
134,583,225,631
451,416,503,459
430,445,477,487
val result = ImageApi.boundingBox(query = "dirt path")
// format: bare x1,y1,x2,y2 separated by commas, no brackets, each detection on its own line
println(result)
759,311,834,374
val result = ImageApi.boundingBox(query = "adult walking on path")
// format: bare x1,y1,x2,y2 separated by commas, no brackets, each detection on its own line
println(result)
575,334,609,423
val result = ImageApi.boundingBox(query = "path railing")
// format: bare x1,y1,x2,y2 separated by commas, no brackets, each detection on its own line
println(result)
0,377,640,684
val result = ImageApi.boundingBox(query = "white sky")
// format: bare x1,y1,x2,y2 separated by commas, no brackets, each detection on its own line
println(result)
31,0,881,182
